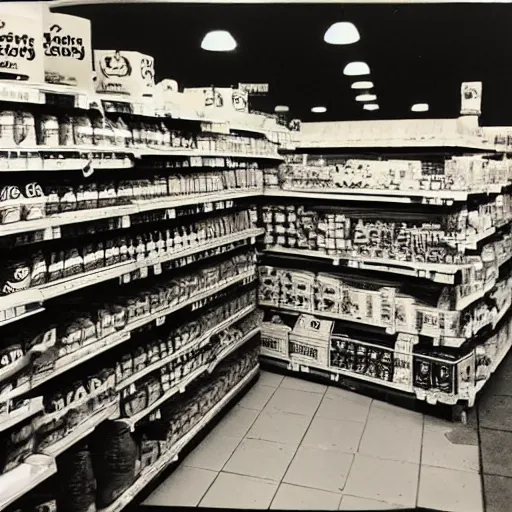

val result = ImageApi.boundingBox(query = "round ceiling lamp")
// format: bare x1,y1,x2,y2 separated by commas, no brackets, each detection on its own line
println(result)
274,105,289,113
355,93,377,102
324,22,360,45
363,104,379,111
352,81,374,89
411,103,429,112
311,106,327,113
201,31,237,52
343,61,370,76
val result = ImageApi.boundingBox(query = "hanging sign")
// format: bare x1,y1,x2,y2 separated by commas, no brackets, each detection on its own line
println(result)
43,12,94,91
94,50,155,98
183,87,249,114
238,83,269,95
0,4,44,82
460,82,482,116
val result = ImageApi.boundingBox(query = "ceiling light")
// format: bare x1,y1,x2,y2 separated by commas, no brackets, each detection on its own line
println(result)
352,81,374,89
411,103,429,112
201,31,237,52
355,94,377,102
274,105,289,113
324,22,360,45
363,104,379,111
343,61,370,76
311,106,327,113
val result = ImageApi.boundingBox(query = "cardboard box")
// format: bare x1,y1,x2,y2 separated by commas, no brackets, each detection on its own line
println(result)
94,50,155,97
43,12,93,90
0,3,44,82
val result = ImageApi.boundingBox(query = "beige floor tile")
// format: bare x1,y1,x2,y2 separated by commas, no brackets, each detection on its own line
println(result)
418,465,483,512
259,370,285,388
199,472,278,509
143,466,217,506
283,445,354,493
302,416,365,453
212,405,259,438
236,383,277,411
264,387,323,417
422,426,480,473
367,400,424,429
247,410,311,445
344,454,418,507
325,386,373,406
183,432,241,471
316,395,371,423
358,420,423,464
339,495,406,510
271,483,342,510
280,375,328,394
223,438,296,481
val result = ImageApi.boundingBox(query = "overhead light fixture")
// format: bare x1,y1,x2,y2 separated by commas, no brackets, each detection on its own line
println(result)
343,61,370,76
201,31,237,52
363,104,379,111
324,22,360,45
411,103,429,112
352,81,374,89
274,105,289,113
311,106,327,113
355,94,377,102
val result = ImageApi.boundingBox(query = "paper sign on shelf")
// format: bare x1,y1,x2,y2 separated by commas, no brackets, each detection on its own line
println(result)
183,87,249,114
43,12,94,91
460,82,482,116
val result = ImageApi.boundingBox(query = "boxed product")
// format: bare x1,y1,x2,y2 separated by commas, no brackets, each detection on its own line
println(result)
94,50,155,97
43,12,93,90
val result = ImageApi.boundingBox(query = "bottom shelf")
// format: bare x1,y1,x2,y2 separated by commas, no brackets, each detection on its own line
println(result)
100,364,260,512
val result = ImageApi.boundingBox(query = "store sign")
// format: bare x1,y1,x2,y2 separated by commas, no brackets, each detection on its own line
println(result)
0,5,44,82
43,12,93,90
94,50,155,98
183,87,249,114
460,81,482,116
238,83,269,95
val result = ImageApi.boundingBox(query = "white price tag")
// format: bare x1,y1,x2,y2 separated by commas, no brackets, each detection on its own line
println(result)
418,269,426,278
140,266,149,279
290,362,300,372
154,263,163,275
167,209,176,219
121,215,131,229
156,316,166,327
130,384,136,394
250,237,256,244
43,227,54,241
332,258,340,266
122,273,131,284
300,365,310,373
348,260,358,268
179,386,186,393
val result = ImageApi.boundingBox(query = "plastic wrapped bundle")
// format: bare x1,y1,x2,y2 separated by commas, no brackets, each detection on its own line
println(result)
90,421,138,508
56,444,96,512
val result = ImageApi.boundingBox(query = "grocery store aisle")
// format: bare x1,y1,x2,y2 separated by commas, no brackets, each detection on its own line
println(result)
144,371,483,511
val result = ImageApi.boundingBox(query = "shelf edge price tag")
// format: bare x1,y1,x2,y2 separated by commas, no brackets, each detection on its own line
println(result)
156,316,166,327
140,266,149,279
121,215,131,229
332,258,340,267
154,263,163,275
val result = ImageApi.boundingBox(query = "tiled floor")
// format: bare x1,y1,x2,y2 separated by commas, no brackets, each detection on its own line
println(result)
144,371,484,511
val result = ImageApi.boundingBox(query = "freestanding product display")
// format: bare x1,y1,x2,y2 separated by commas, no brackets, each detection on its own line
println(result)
0,4,511,512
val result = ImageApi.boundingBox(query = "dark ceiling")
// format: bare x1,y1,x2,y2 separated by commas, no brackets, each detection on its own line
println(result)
52,2,512,125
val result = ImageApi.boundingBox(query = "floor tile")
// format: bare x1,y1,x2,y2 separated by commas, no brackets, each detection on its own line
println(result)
480,428,512,478
271,483,341,510
343,454,418,507
280,375,327,394
339,495,406,510
212,405,259,438
422,425,480,473
316,394,371,423
259,370,284,388
247,410,311,445
418,465,483,512
302,416,365,453
283,445,354,493
236,383,277,411
483,474,512,512
478,395,512,432
367,399,424,429
223,438,296,481
358,420,422,464
199,472,278,509
183,432,241,471
324,386,373,406
264,387,323,417
143,466,217,506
